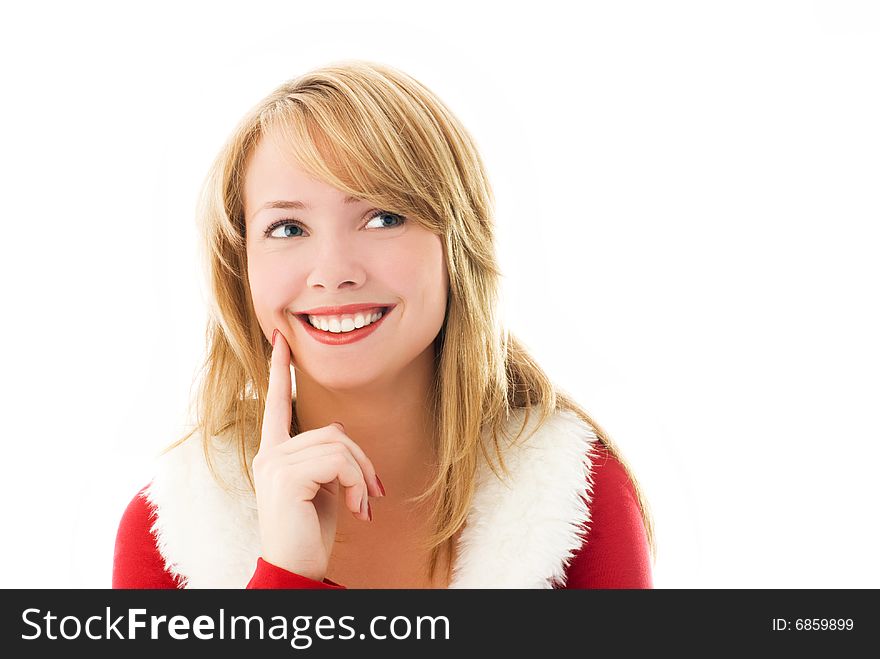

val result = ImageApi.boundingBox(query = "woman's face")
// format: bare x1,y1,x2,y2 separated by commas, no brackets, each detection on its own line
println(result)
243,134,449,390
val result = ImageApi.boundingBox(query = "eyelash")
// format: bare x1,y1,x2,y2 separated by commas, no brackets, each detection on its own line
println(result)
262,209,407,239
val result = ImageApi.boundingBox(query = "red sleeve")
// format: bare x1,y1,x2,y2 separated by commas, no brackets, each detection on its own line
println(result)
113,484,346,589
562,444,654,589
247,558,346,589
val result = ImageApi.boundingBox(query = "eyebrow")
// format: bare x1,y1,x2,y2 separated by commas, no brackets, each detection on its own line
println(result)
259,195,364,212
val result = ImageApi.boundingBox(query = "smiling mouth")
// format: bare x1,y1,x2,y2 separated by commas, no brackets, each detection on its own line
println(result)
293,306,392,332
293,306,391,321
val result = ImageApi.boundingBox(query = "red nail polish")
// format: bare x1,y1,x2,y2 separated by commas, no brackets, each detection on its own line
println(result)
272,328,278,347
375,474,386,497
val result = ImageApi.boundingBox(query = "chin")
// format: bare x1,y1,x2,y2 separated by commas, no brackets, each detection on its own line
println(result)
302,366,379,390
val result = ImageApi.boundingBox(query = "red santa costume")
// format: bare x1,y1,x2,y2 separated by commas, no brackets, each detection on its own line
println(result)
113,407,653,589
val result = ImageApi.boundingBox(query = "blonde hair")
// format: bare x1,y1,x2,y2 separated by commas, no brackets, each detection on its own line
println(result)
166,59,656,585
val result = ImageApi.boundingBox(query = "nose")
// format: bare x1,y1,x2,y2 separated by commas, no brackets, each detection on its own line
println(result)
305,238,367,291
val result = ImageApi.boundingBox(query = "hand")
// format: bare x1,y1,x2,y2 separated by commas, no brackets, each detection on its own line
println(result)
252,329,385,582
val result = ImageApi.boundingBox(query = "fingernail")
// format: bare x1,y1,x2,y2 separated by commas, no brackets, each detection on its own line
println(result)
272,328,278,347
333,421,345,431
375,474,386,497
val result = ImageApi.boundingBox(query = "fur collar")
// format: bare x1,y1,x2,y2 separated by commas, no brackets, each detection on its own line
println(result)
144,407,599,588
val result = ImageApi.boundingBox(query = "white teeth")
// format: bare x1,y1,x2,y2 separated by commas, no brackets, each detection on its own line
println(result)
307,310,384,333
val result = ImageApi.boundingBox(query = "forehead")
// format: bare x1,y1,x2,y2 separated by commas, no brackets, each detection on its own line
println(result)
243,136,313,200
243,135,348,222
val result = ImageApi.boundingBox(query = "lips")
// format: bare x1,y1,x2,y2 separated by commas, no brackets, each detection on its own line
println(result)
294,302,396,316
293,304,395,346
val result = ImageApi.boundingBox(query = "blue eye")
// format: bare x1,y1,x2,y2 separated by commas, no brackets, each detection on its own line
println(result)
263,209,406,239
365,210,406,229
263,222,306,239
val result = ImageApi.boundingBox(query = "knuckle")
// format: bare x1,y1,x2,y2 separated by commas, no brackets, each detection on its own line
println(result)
330,452,349,470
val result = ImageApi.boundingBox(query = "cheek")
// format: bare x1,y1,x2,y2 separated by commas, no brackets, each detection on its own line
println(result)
247,255,302,316
385,238,447,315
381,251,417,285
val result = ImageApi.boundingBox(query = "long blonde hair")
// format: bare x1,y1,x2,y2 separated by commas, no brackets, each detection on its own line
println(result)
166,59,656,584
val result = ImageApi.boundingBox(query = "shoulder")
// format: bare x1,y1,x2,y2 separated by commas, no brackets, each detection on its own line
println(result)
562,443,654,588
115,485,160,553
118,485,154,529
113,483,182,588
588,443,638,499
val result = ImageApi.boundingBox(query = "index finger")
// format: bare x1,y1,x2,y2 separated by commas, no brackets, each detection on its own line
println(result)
262,328,293,446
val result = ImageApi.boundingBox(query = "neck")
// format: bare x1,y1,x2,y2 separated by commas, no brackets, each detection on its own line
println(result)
292,345,438,497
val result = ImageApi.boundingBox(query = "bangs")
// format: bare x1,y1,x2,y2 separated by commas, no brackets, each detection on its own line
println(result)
256,97,445,234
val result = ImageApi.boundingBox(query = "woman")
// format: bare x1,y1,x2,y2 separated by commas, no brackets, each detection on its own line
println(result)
113,59,656,589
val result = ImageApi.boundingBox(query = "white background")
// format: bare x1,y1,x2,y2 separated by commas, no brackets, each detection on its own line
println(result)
1,0,877,588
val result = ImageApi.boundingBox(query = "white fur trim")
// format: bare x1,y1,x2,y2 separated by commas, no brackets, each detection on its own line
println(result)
144,407,599,588
449,408,599,588
144,434,261,589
